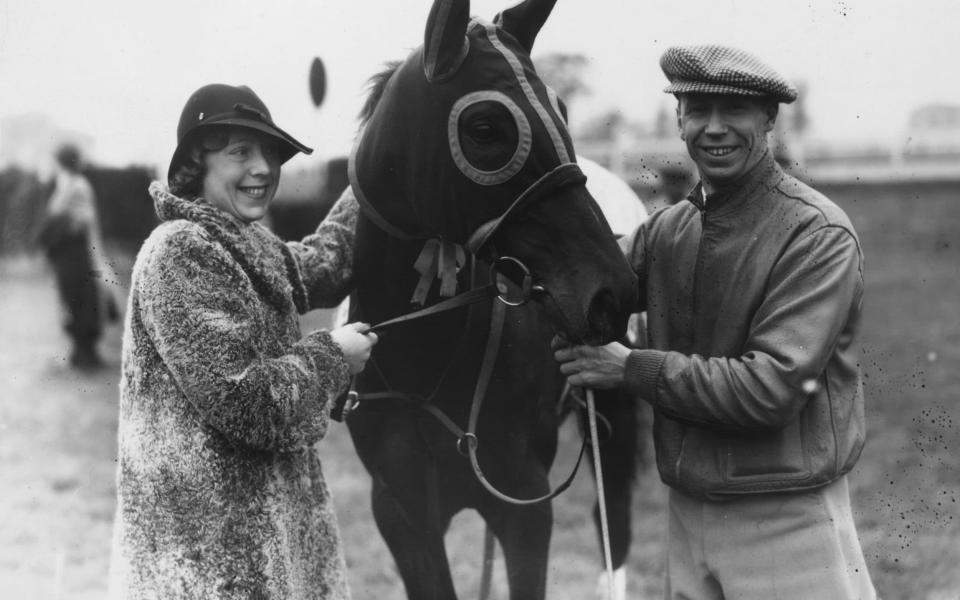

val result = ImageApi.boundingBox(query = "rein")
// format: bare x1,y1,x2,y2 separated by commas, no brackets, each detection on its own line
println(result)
368,281,496,334
460,294,588,505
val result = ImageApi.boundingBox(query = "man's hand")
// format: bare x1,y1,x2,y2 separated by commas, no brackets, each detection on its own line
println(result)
553,339,631,389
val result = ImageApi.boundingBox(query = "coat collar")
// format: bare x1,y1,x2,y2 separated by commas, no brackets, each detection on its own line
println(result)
686,150,783,214
149,181,308,313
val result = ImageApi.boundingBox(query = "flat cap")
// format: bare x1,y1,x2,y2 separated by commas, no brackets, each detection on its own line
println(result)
660,45,798,104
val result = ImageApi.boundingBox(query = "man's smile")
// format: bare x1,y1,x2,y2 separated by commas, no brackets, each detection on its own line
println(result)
701,145,738,158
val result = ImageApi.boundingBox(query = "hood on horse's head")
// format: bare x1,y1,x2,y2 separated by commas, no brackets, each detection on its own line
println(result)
423,0,556,81
349,0,573,246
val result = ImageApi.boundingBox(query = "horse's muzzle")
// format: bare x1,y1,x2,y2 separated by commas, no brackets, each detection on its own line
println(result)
586,287,629,345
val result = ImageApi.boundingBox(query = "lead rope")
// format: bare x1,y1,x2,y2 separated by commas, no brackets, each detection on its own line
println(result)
544,291,617,599
587,388,616,600
478,527,495,600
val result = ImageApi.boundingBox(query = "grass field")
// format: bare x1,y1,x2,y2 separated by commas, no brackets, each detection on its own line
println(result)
0,180,958,599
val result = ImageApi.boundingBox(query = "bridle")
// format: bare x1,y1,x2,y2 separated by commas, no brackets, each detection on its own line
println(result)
464,162,586,254
338,161,592,505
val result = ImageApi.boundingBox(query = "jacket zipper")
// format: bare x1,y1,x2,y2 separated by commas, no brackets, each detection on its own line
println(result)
675,202,707,482
692,206,707,331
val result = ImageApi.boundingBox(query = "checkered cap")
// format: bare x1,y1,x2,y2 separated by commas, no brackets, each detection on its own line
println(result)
660,45,798,104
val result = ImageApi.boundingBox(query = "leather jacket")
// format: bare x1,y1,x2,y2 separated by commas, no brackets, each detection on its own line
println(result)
621,153,866,500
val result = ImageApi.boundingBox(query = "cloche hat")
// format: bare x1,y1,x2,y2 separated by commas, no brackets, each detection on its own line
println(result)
167,83,312,184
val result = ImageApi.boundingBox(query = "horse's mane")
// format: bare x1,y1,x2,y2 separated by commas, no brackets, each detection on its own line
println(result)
358,61,403,126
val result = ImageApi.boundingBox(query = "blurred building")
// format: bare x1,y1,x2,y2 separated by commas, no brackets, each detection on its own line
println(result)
574,102,694,203
904,104,960,158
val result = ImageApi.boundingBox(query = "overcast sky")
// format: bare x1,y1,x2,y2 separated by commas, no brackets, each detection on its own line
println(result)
1,0,957,170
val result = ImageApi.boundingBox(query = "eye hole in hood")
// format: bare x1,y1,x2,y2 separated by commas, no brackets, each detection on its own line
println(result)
448,90,531,186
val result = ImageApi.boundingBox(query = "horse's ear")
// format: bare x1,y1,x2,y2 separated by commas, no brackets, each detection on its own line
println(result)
494,0,556,53
423,0,471,83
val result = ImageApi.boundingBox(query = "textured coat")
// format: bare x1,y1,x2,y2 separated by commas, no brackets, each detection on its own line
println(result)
109,183,359,599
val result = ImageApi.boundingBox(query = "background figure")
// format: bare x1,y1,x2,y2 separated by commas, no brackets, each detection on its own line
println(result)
36,144,117,369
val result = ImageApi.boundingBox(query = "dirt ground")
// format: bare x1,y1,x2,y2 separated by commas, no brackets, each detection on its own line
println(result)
0,256,122,600
1,180,959,599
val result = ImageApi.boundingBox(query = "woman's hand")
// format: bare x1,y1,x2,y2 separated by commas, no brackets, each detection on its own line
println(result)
331,322,379,374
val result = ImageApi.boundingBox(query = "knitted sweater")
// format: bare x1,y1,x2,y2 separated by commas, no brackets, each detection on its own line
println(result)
109,183,359,599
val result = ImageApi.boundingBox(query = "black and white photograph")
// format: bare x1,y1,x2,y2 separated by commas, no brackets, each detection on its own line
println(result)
1,1,957,598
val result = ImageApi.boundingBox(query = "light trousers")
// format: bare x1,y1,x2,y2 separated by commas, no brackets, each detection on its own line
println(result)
665,476,877,600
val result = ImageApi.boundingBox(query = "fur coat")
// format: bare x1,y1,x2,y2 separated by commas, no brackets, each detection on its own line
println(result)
109,183,358,599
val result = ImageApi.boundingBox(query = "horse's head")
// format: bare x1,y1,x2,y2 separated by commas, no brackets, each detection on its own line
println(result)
350,0,637,344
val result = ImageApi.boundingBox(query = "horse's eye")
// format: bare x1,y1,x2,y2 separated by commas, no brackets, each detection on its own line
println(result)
468,119,499,143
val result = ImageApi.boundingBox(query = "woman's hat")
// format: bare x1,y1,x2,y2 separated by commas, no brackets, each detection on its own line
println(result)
167,83,313,183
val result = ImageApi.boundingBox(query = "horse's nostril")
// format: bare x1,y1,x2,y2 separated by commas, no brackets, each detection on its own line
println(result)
587,288,621,343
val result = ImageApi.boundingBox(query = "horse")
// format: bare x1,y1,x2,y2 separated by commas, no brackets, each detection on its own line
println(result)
342,1,640,597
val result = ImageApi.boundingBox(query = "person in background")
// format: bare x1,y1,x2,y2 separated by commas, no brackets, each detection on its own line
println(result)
37,143,116,369
554,45,876,599
109,83,375,599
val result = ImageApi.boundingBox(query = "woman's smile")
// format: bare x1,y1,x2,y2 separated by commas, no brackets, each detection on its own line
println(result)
238,184,269,199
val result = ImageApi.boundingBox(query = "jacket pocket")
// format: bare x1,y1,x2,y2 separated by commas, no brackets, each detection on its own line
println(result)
723,420,811,482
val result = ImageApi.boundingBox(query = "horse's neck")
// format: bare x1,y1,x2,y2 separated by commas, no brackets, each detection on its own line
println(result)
352,213,492,395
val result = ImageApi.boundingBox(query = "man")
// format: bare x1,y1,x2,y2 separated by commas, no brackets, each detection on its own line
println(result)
554,45,876,599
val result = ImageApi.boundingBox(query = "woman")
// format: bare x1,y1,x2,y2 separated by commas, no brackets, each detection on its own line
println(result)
109,83,374,599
